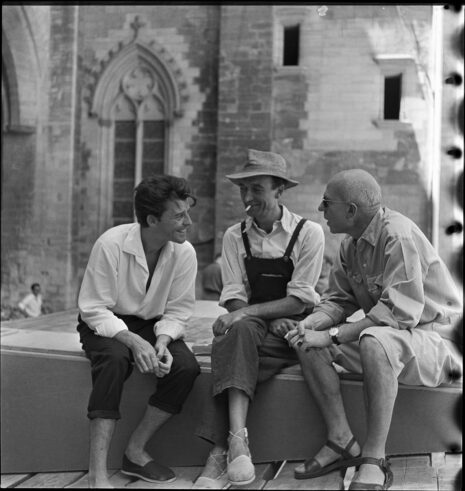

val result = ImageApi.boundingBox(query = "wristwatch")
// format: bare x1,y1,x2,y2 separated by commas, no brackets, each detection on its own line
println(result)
328,327,340,345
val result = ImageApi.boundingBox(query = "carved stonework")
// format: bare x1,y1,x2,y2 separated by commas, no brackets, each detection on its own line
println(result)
122,66,155,102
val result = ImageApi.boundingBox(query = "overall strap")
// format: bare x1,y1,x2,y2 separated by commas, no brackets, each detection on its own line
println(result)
283,218,307,260
240,221,252,259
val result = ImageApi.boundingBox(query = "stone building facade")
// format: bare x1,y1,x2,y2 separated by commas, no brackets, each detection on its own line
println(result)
2,5,463,311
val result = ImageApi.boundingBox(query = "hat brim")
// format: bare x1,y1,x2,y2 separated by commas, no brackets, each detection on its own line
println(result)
226,171,299,189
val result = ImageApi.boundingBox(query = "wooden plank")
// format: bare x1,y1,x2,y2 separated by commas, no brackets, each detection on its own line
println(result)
229,463,272,490
444,452,462,467
0,474,33,488
342,455,441,491
65,469,132,488
431,452,446,469
342,465,356,490
389,456,438,491
15,472,85,488
437,454,462,491
124,466,204,489
263,461,343,489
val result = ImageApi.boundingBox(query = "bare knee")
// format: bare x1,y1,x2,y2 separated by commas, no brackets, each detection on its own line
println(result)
359,334,392,373
298,346,333,369
359,334,384,355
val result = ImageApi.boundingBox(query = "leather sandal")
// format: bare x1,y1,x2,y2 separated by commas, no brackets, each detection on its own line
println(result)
348,457,393,490
227,428,255,486
294,436,361,479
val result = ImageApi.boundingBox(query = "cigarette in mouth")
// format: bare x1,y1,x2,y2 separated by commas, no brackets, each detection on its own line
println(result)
245,205,252,212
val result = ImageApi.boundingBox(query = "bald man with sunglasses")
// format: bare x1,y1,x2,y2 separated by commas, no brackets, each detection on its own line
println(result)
286,169,462,490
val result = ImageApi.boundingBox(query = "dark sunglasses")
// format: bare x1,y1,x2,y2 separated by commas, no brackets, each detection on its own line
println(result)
321,197,352,208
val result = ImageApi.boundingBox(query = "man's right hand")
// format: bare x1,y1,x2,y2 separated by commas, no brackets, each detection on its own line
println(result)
269,318,299,338
114,330,159,374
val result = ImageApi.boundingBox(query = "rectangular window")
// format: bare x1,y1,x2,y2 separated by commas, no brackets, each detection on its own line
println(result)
283,25,300,66
384,74,402,120
113,120,136,225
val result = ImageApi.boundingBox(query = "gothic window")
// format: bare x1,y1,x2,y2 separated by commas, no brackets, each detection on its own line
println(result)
111,66,166,226
89,41,184,231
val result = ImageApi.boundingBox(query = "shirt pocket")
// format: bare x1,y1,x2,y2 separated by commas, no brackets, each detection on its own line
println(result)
366,273,383,299
367,274,383,300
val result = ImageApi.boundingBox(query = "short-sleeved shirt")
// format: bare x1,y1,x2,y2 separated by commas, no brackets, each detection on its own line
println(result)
18,293,42,318
78,222,197,340
220,205,325,311
314,207,462,341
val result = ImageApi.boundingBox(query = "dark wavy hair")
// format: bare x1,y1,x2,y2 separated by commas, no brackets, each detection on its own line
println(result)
134,174,196,227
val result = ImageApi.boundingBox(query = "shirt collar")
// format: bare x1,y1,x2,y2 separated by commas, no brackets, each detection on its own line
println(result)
122,223,145,258
122,222,174,262
244,205,292,233
358,207,384,247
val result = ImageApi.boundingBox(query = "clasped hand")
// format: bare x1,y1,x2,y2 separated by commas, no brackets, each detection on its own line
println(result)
132,337,173,377
285,322,332,350
269,318,299,337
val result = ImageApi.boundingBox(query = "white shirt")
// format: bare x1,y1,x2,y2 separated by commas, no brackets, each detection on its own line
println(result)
78,223,197,339
18,293,42,317
220,205,324,310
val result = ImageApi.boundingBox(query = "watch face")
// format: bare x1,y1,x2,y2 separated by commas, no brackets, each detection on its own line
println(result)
329,327,338,336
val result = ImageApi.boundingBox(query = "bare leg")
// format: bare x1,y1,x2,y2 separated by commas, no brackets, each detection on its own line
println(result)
194,388,250,483
125,405,171,466
295,349,360,469
228,388,250,460
352,335,398,485
88,418,116,488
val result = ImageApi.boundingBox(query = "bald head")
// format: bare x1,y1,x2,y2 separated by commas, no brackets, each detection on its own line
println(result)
328,169,382,208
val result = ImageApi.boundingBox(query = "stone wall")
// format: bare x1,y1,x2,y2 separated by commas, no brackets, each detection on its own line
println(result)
2,5,460,311
216,5,435,262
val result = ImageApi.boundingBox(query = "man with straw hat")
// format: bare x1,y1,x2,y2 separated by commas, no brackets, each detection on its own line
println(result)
193,149,325,488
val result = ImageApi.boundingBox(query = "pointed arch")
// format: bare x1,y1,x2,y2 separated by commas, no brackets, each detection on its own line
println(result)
90,41,183,123
89,40,185,228
2,6,40,131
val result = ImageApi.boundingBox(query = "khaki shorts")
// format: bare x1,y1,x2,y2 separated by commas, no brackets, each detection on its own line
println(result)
327,326,462,387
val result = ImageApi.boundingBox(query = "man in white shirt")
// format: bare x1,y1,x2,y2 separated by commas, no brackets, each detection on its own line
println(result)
77,175,200,488
18,283,43,317
194,149,325,487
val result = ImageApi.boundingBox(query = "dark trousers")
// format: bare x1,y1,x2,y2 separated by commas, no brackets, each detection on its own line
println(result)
77,315,200,420
195,316,300,445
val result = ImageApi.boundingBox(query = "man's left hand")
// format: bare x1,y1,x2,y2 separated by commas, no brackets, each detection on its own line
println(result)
154,336,173,377
212,309,248,336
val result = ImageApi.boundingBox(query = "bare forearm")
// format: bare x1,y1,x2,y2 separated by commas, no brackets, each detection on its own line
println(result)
333,317,377,344
225,299,249,313
230,295,305,320
114,329,140,349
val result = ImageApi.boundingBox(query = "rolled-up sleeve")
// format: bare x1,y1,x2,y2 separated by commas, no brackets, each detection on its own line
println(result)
155,247,197,340
314,248,360,324
287,222,324,307
366,236,425,329
219,229,249,306
78,241,129,338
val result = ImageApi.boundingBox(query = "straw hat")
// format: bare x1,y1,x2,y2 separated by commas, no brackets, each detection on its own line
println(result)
226,149,298,189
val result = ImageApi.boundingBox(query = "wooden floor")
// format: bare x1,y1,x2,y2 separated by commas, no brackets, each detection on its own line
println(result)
1,453,462,489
